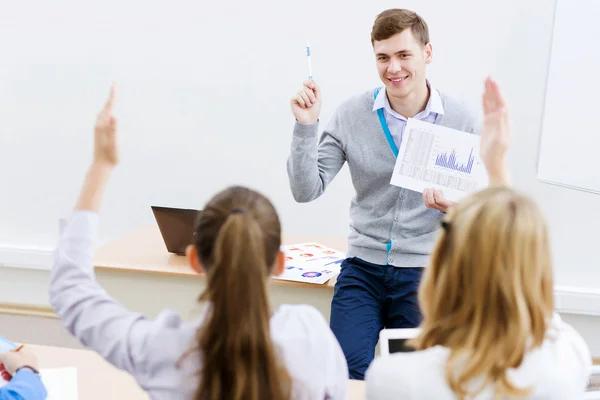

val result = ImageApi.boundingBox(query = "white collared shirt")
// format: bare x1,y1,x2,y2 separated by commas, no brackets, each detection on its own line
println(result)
372,81,445,148
49,211,349,400
365,314,591,399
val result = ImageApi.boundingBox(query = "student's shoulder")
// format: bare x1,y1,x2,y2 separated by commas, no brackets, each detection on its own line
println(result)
366,349,447,399
546,313,592,374
272,304,328,329
367,349,441,377
365,354,416,399
271,304,338,344
516,316,592,398
144,309,200,357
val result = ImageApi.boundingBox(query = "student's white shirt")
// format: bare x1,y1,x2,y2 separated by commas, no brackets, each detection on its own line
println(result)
49,211,348,400
366,314,591,400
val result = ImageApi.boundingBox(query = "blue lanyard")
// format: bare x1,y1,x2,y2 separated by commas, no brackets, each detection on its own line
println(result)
374,87,399,157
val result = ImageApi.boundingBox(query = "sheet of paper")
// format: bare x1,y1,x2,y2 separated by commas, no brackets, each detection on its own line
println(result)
390,118,488,202
0,366,78,398
274,243,345,284
40,367,78,400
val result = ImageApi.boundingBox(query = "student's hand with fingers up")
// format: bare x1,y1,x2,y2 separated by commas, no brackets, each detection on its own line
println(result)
423,188,453,213
291,80,322,124
75,84,120,213
480,77,511,186
0,346,39,376
94,84,119,167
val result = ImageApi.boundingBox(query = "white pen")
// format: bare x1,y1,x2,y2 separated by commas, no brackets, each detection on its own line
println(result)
306,40,312,80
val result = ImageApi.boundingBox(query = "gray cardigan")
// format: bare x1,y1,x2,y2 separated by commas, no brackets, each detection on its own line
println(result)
287,88,479,267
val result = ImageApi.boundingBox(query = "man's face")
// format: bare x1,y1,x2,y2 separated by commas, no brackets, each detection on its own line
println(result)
373,29,432,100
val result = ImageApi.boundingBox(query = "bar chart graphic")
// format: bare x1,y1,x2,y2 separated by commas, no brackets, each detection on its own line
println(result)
434,148,475,174
391,118,488,202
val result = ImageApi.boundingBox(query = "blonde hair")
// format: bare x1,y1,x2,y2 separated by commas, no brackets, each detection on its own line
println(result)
411,186,554,399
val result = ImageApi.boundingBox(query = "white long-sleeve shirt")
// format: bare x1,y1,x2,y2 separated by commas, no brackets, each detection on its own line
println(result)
49,211,348,400
366,314,591,399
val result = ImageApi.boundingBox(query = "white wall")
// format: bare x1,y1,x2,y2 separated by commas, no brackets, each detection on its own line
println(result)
0,0,599,342
1,0,598,291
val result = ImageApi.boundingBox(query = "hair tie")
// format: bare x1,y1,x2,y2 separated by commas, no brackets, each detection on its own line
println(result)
230,208,249,215
440,220,451,232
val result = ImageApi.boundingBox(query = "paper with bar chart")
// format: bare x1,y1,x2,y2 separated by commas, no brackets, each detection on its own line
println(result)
390,118,488,202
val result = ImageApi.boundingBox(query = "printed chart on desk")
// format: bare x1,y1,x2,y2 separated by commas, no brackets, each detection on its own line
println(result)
275,243,346,284
390,119,488,202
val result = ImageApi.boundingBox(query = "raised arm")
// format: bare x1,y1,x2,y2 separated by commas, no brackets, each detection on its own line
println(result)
480,77,511,186
287,80,346,202
49,85,176,382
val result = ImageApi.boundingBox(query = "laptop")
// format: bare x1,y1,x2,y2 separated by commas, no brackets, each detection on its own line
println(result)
379,328,420,356
151,206,200,255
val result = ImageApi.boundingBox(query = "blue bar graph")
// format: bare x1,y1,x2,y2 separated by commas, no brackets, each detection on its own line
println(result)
435,148,475,174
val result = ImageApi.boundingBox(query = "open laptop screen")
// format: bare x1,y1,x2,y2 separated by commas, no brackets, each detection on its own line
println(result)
151,206,200,255
379,328,420,356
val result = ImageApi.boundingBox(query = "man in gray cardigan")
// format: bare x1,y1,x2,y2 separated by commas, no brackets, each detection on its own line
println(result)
287,9,479,379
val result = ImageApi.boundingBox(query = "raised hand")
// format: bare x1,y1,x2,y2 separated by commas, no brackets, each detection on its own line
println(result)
290,80,322,124
480,77,510,185
93,84,119,166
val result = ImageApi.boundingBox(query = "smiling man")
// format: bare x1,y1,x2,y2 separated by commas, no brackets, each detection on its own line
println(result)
287,9,479,379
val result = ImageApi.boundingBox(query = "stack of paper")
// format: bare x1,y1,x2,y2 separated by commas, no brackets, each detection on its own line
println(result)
274,243,346,284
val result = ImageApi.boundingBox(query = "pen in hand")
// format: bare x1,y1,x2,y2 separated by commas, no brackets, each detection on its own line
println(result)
306,40,312,80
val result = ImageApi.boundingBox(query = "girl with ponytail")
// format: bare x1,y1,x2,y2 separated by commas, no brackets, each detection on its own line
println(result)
49,86,348,400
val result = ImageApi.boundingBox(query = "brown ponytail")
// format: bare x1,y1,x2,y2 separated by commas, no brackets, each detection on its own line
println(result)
193,187,291,400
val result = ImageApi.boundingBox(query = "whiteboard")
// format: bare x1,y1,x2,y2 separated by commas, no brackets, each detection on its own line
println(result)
538,0,600,194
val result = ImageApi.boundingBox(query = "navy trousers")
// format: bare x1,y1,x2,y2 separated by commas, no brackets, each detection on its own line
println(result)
329,257,423,380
